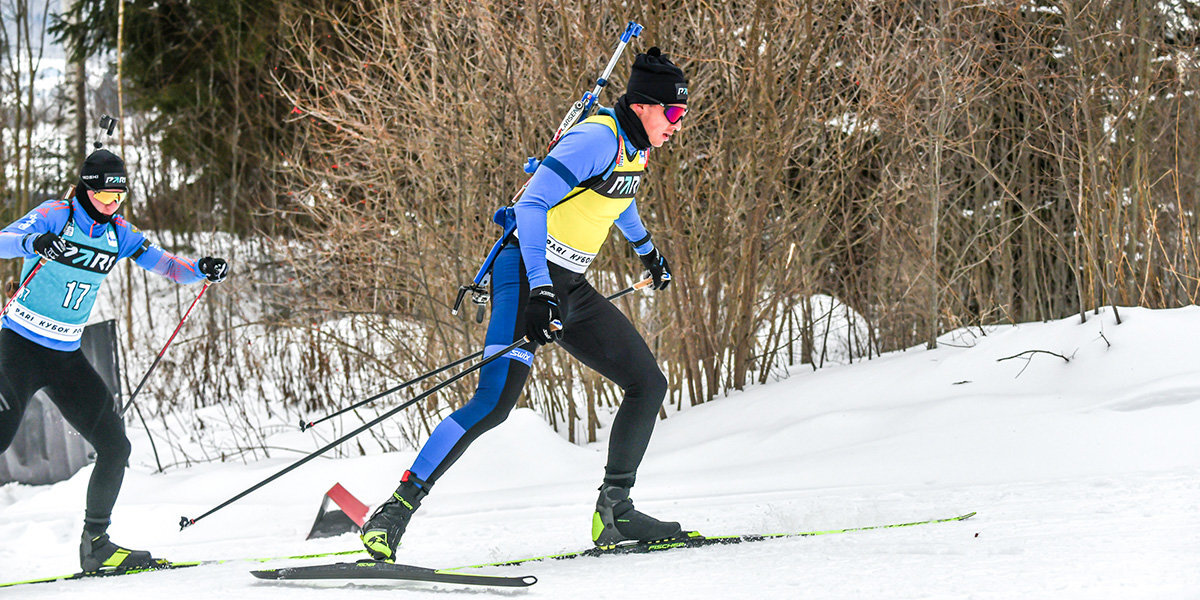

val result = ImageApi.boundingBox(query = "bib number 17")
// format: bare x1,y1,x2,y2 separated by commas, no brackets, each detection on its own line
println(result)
62,281,92,310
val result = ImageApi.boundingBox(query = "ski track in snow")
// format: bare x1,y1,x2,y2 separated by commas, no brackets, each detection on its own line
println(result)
3,306,1200,599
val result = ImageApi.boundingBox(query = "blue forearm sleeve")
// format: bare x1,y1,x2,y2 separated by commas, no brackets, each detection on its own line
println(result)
133,245,205,284
615,200,654,255
0,233,32,259
113,221,205,284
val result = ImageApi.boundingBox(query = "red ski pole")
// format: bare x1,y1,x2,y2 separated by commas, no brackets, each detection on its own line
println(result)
120,281,211,416
1,258,48,319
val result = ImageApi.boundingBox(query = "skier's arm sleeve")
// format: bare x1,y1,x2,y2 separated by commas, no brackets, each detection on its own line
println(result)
119,225,205,284
0,232,34,258
514,123,617,288
0,201,67,258
615,200,655,256
133,244,206,284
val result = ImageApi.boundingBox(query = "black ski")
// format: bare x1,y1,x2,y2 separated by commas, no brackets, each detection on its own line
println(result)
453,511,977,568
250,559,538,587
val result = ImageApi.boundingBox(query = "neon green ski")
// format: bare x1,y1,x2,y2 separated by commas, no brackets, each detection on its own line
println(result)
451,511,977,570
0,548,366,588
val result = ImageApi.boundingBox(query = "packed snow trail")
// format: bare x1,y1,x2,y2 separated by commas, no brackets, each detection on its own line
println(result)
2,306,1198,598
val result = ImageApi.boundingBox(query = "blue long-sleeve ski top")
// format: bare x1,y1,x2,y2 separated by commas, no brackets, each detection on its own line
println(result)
0,198,206,349
514,120,656,289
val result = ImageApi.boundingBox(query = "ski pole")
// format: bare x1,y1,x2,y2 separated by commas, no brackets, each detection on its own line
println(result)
300,276,655,430
120,281,210,417
180,279,652,528
299,351,481,431
178,330,552,530
1,258,47,319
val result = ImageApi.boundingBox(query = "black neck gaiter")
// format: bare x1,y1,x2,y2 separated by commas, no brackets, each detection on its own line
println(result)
614,95,652,152
75,182,113,225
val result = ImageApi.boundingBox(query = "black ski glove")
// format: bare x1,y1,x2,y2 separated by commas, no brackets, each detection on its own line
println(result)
198,257,229,283
638,248,672,290
30,232,68,261
524,285,563,346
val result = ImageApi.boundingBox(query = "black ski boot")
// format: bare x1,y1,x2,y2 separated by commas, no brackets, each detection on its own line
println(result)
79,532,159,572
592,483,684,547
361,471,428,561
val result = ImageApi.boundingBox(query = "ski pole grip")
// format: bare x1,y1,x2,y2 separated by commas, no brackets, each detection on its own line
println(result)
621,22,643,43
452,286,470,315
522,321,564,344
632,276,655,291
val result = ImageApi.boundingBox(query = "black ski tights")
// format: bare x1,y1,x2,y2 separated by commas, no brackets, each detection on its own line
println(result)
413,250,668,490
0,328,130,533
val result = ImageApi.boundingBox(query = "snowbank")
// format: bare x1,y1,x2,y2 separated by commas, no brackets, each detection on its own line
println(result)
1,306,1198,598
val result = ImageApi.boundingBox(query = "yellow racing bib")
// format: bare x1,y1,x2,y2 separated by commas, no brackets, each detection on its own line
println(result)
543,114,648,273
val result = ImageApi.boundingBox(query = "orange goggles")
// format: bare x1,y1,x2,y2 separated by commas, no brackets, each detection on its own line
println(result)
92,190,127,205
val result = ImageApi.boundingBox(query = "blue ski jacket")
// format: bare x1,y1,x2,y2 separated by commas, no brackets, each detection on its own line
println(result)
0,197,206,351
514,109,656,289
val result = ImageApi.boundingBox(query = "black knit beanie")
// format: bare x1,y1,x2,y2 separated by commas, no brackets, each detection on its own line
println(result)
626,47,688,106
79,149,128,192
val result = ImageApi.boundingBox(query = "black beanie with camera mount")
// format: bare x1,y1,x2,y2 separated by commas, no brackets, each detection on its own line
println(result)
75,148,128,224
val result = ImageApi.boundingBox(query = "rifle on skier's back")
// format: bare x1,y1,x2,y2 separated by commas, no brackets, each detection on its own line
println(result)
452,21,644,322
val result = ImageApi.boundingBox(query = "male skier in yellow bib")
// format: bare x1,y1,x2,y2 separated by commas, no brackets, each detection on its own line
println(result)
361,47,690,559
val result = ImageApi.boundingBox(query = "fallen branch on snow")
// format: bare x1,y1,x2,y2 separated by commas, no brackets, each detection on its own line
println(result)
996,349,1070,363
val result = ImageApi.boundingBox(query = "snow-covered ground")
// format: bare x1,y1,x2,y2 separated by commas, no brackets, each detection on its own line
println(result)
2,305,1199,599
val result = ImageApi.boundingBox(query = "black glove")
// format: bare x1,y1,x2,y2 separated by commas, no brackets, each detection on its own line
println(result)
30,232,68,261
524,285,563,346
638,248,672,290
198,257,229,283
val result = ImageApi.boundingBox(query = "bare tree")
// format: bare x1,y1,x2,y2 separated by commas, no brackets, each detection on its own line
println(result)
44,0,1200,460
